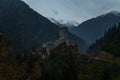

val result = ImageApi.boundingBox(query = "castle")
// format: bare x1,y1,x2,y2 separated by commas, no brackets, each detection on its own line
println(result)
42,27,76,55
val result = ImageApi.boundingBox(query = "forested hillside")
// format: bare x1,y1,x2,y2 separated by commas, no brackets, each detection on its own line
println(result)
87,23,120,57
0,34,120,80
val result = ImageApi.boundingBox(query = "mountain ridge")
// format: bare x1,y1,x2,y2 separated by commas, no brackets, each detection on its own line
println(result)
0,0,87,52
70,11,120,45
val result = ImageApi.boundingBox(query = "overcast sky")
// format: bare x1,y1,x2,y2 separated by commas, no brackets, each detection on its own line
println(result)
22,0,120,23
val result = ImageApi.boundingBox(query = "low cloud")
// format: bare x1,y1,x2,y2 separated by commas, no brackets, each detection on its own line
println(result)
22,0,120,23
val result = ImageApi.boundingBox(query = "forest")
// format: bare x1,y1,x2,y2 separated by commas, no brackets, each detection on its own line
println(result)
0,28,120,80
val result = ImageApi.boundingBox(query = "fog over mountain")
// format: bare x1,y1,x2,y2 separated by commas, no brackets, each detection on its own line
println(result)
22,0,120,23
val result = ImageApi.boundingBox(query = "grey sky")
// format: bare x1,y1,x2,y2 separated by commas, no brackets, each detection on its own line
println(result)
22,0,120,23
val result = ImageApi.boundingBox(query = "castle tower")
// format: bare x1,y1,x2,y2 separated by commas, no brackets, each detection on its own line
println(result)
59,27,68,40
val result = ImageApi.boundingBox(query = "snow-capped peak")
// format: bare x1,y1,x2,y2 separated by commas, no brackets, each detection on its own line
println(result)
99,11,120,17
49,18,79,27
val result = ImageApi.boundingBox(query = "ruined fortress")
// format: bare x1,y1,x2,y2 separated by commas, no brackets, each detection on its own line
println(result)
42,27,76,55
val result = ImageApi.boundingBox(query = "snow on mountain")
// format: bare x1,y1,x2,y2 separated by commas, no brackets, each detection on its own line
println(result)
49,18,79,28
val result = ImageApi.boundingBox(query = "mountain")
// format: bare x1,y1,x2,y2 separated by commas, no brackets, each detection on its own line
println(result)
0,0,87,52
49,18,79,28
87,23,120,57
70,11,120,45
